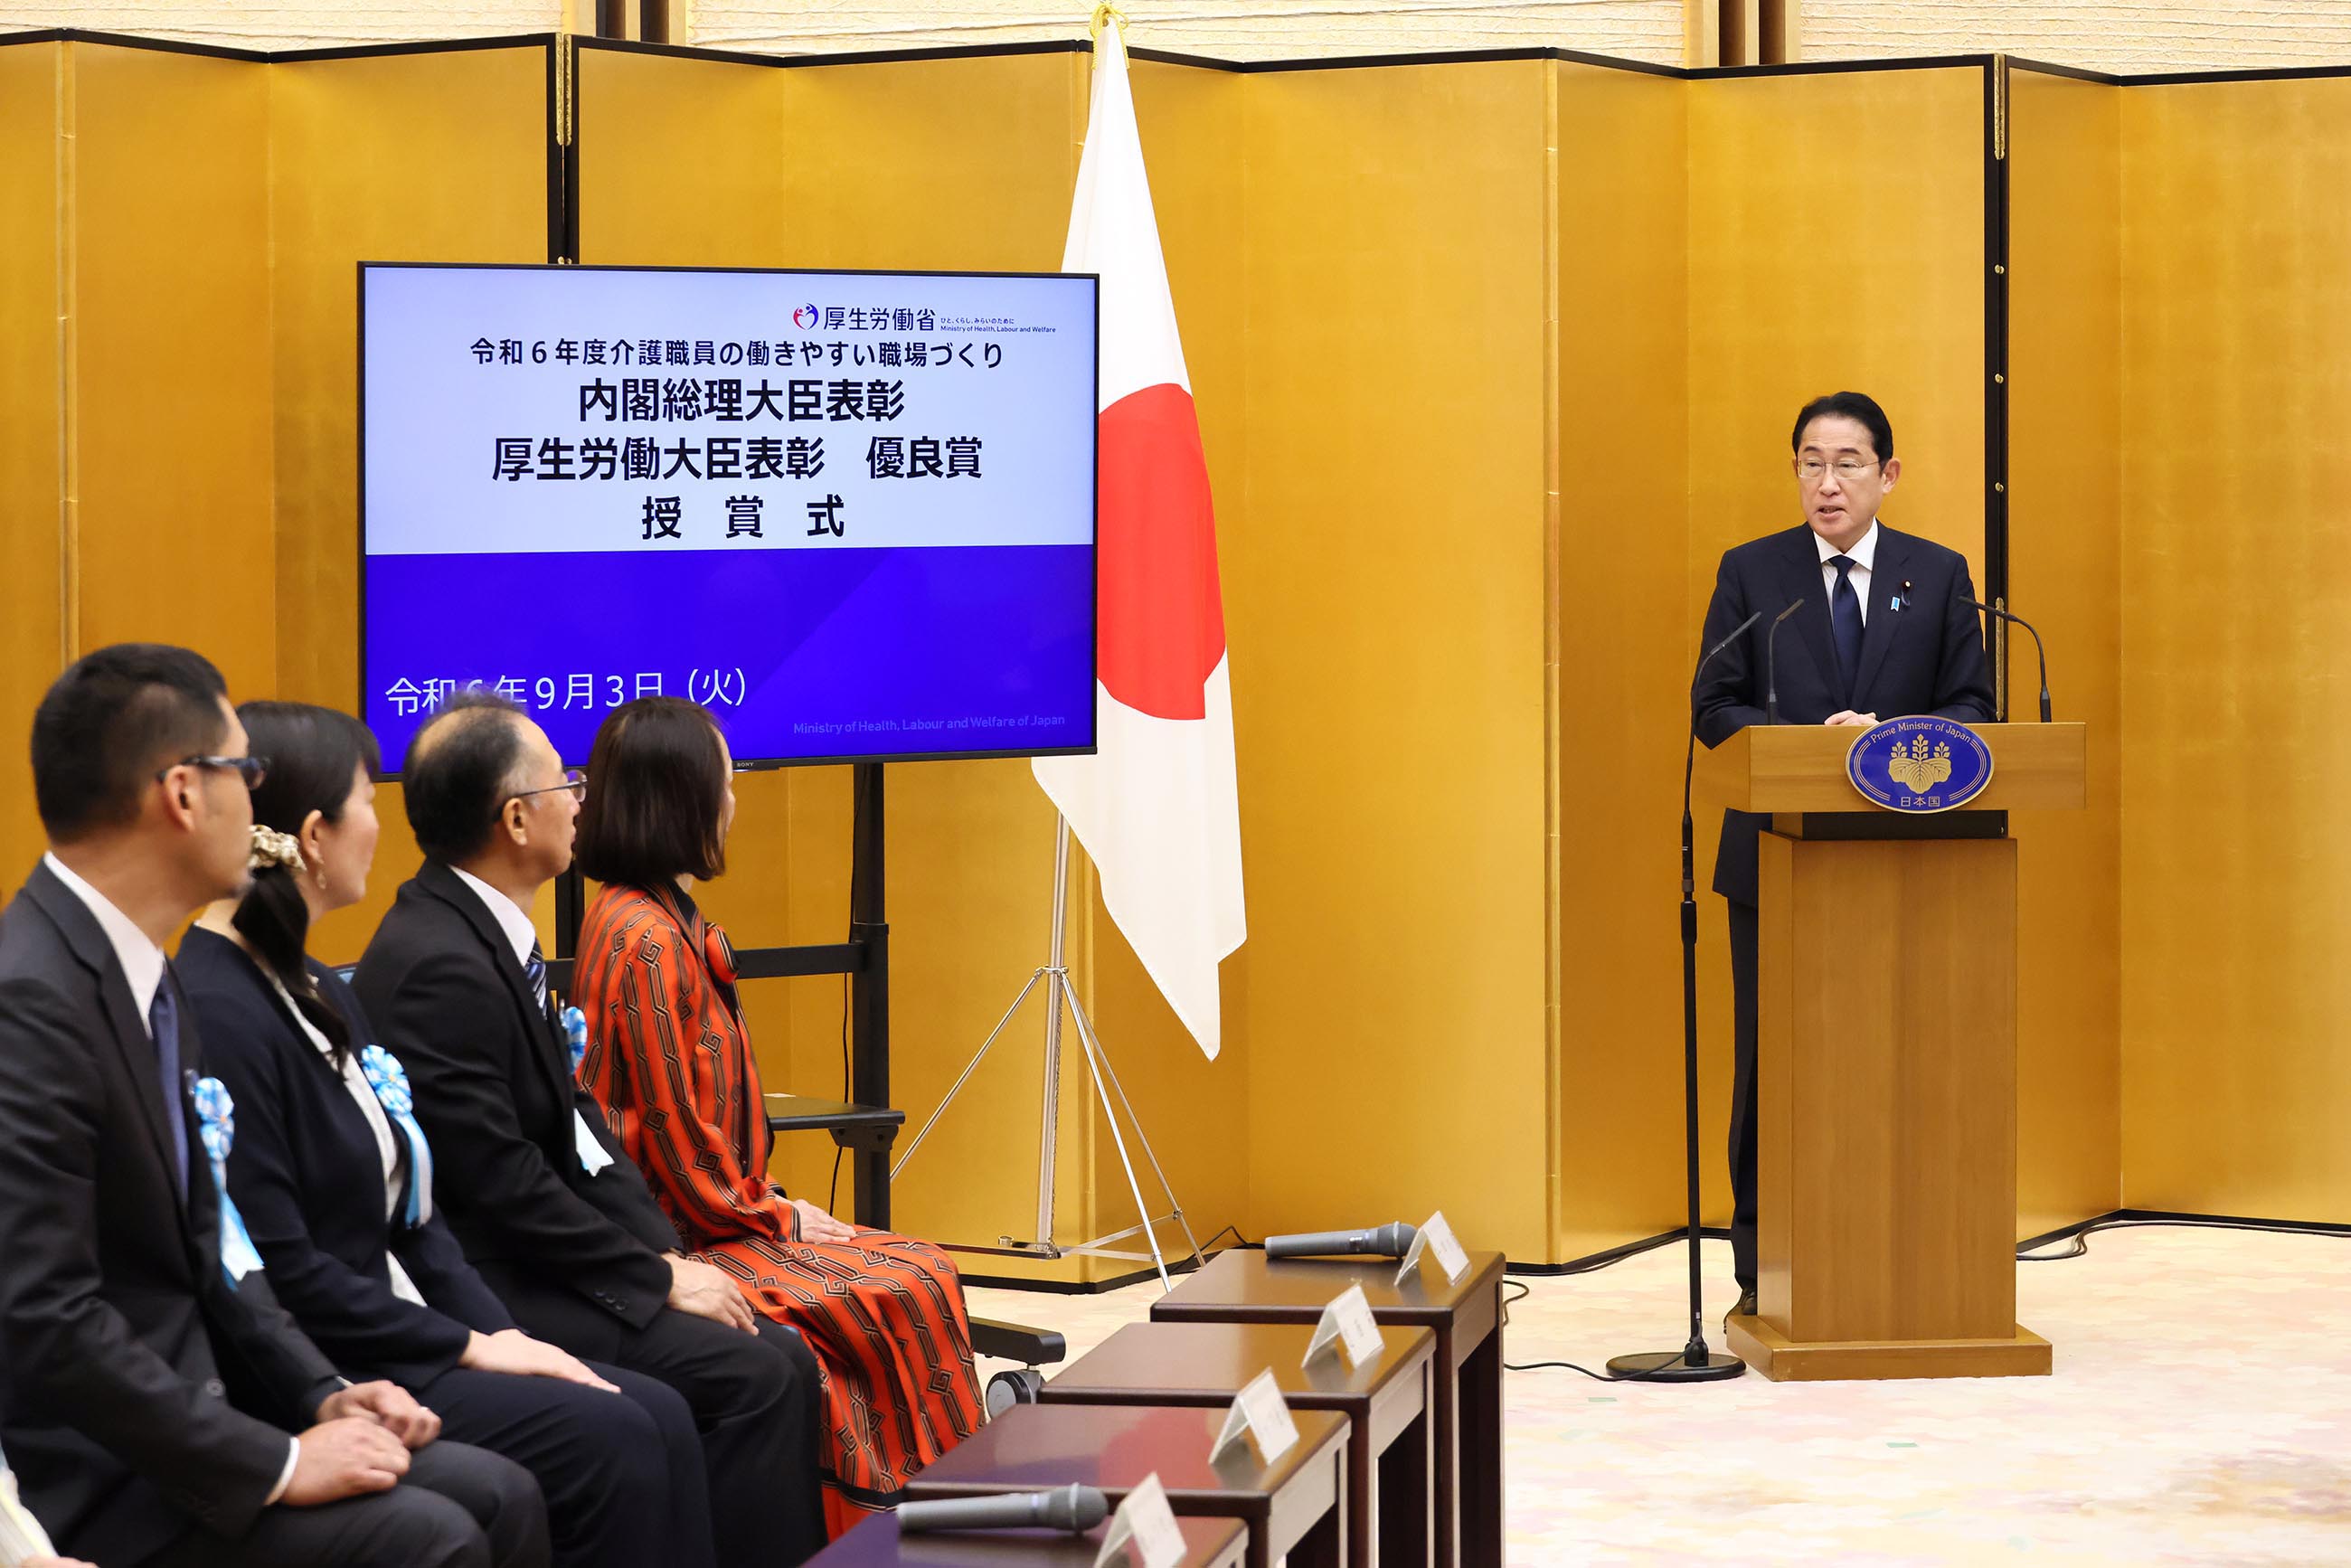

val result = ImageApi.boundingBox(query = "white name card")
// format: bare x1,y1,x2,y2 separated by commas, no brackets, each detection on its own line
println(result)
1301,1283,1385,1372
1093,1472,1185,1568
1393,1209,1472,1289
573,1109,614,1176
1208,1368,1299,1465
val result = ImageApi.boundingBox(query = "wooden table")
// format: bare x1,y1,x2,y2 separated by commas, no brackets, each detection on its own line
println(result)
1036,1320,1436,1568
813,1510,1247,1567
1150,1250,1506,1568
903,1403,1350,1568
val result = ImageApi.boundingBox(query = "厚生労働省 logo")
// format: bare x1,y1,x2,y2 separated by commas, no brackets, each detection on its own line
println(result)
1844,715,1995,813
792,303,819,329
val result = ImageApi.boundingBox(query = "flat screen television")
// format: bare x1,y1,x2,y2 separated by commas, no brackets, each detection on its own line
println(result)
358,262,1097,769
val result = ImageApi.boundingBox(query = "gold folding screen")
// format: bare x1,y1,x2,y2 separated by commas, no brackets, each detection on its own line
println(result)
1230,60,1558,1258
2119,76,2351,1222
2006,63,2126,1237
570,43,1203,1278
5,29,2345,1275
1551,59,1691,1258
270,44,558,960
0,43,62,882
0,33,554,959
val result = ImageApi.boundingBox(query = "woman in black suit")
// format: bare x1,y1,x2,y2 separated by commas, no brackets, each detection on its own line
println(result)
175,702,717,1568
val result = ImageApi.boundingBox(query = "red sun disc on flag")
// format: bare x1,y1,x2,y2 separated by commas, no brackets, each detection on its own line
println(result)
1095,382,1225,722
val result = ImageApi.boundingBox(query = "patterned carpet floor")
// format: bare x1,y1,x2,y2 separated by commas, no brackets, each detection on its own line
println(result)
967,1224,2351,1565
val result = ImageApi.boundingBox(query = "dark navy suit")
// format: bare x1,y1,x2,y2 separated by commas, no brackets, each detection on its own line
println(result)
1692,522,1995,1294
175,926,713,1568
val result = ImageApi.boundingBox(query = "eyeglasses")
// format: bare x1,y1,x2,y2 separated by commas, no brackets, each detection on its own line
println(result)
158,755,269,789
510,769,588,806
1796,458,1882,482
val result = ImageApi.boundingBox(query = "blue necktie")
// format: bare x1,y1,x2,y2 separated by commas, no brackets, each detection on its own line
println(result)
1828,554,1865,705
148,977,191,1197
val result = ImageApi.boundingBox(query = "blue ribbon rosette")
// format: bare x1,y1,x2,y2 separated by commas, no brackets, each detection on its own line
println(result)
190,1076,266,1284
360,1045,436,1228
557,1006,613,1175
562,1006,589,1077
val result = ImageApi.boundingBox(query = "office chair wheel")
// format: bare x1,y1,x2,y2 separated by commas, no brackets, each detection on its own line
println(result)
985,1367,1044,1419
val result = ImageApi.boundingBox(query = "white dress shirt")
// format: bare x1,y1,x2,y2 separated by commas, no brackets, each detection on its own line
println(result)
39,854,304,1504
1815,519,1881,627
451,866,539,968
42,853,165,1018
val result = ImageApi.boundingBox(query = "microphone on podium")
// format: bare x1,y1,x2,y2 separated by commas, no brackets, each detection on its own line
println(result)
1963,598,2053,722
1263,1222,1417,1261
898,1485,1109,1535
1764,598,1805,725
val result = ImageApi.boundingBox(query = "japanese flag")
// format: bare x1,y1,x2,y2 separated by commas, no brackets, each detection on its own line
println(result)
1033,19,1245,1059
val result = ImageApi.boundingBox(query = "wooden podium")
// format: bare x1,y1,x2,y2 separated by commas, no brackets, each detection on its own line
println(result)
1707,722,2086,1382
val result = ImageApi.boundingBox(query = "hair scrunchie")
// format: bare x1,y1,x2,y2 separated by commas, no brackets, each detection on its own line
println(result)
248,825,303,874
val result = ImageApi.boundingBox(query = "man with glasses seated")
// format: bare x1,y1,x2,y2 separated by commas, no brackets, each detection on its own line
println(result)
352,693,827,1567
0,646,546,1568
1691,392,1995,1321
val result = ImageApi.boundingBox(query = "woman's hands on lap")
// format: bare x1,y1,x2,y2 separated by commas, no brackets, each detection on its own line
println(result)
788,1198,857,1245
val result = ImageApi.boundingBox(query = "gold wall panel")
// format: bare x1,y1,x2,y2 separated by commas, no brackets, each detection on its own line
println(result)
573,42,814,1206
1235,61,1555,1261
69,44,273,699
2006,65,2124,1238
1685,64,1988,1228
0,42,63,877
572,47,1146,1270
268,44,554,963
761,52,1094,1271
1551,60,1693,1261
2120,79,2351,1220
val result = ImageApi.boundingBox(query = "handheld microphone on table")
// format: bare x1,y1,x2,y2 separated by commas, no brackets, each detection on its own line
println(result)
1763,598,1806,725
1963,598,2054,722
1263,1222,1416,1261
897,1484,1109,1535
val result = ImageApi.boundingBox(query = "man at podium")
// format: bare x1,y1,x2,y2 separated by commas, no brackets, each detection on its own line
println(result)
1693,392,1994,1318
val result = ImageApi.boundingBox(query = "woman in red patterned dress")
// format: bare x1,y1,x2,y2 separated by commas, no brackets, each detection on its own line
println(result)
566,698,981,1535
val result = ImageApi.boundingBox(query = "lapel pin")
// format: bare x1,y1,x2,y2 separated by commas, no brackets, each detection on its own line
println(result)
1893,579,1913,612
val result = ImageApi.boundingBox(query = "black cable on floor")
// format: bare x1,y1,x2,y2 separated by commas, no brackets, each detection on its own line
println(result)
1497,1280,1734,1383
1496,1216,2348,1380
2018,1214,2351,1261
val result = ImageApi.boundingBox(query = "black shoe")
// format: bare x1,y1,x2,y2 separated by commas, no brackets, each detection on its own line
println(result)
1723,1289,1756,1332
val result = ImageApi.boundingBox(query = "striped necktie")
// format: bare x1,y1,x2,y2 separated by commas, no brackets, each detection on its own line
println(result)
524,940,549,1016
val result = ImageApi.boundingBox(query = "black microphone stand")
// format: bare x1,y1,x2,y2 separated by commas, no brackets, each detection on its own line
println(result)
1606,613,1756,1384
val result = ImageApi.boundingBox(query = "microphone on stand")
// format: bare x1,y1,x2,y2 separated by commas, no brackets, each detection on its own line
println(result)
1963,598,2053,722
898,1485,1109,1535
1264,1222,1417,1261
1763,599,1805,725
1602,611,1760,1384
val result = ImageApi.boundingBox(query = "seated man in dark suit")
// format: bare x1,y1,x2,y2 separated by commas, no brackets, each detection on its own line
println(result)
0,644,548,1568
353,693,827,1566
1693,392,1997,1318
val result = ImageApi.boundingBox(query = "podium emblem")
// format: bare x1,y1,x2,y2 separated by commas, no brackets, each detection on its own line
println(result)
1845,715,1994,812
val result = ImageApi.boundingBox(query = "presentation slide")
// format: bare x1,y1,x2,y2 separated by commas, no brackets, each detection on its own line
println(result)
360,263,1097,767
